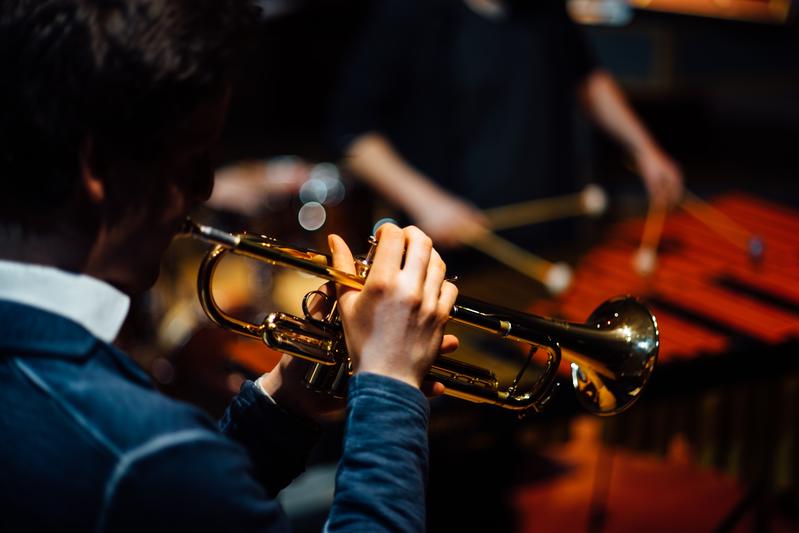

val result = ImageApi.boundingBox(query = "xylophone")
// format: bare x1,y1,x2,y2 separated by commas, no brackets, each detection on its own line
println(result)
531,192,799,365
528,191,799,505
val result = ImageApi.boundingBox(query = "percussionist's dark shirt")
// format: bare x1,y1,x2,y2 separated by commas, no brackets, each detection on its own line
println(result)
330,0,597,209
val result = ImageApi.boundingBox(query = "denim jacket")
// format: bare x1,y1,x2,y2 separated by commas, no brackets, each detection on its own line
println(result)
0,301,429,532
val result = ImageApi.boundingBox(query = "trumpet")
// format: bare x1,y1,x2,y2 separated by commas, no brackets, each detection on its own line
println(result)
182,220,659,416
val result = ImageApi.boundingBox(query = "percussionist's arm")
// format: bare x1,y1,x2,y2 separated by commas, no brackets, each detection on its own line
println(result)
345,132,486,248
578,70,684,206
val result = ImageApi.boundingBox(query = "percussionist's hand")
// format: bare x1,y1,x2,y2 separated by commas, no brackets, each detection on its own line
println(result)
408,191,488,249
330,224,459,389
635,146,684,208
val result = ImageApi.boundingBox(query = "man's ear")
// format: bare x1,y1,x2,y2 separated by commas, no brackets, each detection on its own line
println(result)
80,136,105,204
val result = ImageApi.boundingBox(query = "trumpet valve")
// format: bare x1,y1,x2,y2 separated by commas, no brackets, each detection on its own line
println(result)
305,361,351,398
354,236,379,279
262,312,342,365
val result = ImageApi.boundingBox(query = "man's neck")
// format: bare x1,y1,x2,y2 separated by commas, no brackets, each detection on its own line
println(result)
0,259,131,343
0,224,93,274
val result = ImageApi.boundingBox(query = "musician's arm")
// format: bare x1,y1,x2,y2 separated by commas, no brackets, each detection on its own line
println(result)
343,133,486,248
328,0,485,247
99,376,431,532
577,70,684,205
326,373,430,532
98,427,294,532
220,378,321,497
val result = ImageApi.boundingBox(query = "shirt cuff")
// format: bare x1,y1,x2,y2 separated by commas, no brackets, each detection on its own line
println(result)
254,375,278,405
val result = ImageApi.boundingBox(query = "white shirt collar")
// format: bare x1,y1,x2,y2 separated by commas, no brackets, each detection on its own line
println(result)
0,260,130,343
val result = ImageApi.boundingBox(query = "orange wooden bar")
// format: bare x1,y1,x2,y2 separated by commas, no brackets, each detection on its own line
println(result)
531,193,799,368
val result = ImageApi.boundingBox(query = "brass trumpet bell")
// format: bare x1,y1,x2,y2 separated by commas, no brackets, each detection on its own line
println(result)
183,220,659,416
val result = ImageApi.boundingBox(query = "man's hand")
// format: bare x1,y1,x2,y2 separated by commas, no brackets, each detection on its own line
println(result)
408,190,488,249
329,224,459,389
578,70,685,209
257,229,458,421
344,133,488,249
635,145,684,208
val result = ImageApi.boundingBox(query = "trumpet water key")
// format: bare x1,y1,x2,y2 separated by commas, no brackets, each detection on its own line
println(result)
182,220,659,416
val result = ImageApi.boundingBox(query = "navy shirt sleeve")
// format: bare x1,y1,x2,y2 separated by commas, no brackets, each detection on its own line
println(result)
98,430,292,533
326,373,430,532
220,380,321,497
101,375,429,532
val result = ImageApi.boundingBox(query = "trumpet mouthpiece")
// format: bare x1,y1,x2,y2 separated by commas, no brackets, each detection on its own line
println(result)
180,218,200,236
180,218,241,248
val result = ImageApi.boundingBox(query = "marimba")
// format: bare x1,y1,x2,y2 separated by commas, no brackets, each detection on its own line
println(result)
532,192,799,364
529,192,799,504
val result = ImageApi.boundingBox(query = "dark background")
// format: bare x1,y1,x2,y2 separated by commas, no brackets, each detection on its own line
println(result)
219,0,799,205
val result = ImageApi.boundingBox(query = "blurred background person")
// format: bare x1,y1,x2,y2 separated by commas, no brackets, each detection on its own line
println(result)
323,3,687,529
328,0,683,249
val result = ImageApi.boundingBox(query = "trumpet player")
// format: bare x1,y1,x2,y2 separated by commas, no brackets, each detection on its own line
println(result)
0,1,457,531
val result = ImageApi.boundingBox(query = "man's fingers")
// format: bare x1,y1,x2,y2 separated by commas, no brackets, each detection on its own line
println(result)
440,334,459,354
368,223,405,284
329,234,359,304
306,283,336,320
668,169,685,207
438,280,458,319
329,234,356,275
420,380,446,398
419,334,459,399
401,226,433,283
421,249,446,315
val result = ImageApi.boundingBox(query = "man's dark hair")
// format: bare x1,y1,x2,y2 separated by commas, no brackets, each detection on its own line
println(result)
0,0,257,228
